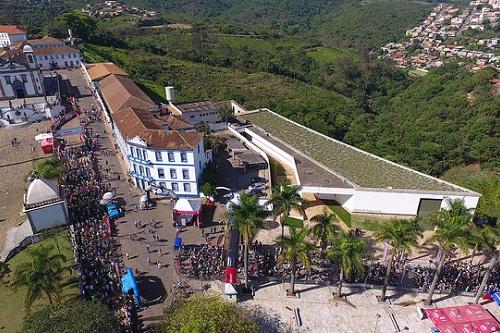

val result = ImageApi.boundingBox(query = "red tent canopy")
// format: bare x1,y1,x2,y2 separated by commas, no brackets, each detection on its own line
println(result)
425,305,499,333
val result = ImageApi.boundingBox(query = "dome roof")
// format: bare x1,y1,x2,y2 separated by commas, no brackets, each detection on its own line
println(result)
25,178,60,205
22,44,33,53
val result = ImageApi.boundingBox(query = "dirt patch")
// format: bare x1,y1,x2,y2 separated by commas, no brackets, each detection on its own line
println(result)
0,120,51,250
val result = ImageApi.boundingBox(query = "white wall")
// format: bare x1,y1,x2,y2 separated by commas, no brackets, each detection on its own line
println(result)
27,203,68,233
351,190,480,216
36,52,82,69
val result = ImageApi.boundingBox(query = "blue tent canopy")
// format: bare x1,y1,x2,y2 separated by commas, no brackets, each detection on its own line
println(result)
491,291,500,306
121,267,141,306
174,237,182,251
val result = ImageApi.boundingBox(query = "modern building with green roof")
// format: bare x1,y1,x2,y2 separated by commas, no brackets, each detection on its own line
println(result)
233,108,480,218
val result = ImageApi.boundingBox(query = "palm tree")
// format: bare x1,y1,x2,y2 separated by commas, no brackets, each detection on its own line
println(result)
327,230,368,298
424,199,472,305
11,245,67,310
374,219,423,302
226,193,267,289
309,210,341,254
268,183,304,239
276,227,314,295
0,261,10,286
473,224,499,303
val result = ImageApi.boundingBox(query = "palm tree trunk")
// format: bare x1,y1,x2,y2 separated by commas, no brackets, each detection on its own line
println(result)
336,267,344,298
381,252,394,302
474,251,498,304
290,260,296,295
280,214,285,240
244,241,249,289
425,250,446,305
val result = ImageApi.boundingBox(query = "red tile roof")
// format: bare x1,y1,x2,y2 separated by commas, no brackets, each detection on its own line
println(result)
99,74,156,113
28,37,64,45
87,62,129,81
0,25,26,35
32,46,80,56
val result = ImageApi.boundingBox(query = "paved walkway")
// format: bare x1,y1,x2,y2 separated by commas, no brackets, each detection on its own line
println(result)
76,92,206,330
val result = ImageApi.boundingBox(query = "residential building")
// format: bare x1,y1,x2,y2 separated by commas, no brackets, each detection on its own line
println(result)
27,37,82,69
83,62,210,196
0,25,27,47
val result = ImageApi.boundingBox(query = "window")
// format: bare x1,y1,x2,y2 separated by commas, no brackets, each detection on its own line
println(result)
159,181,166,188
21,74,27,82
171,183,179,192
139,165,144,175
180,152,187,163
145,168,151,177
182,169,189,180
183,183,191,192
70,61,74,66
44,56,48,60
155,151,162,161
158,168,165,178
28,55,33,63
61,54,65,59
197,144,200,154
170,169,177,179
143,150,148,160
168,152,175,162
133,164,137,172
5,76,10,84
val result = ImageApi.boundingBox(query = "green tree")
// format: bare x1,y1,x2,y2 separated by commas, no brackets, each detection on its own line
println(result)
425,199,472,305
275,227,314,295
226,193,266,288
163,295,258,333
219,104,233,124
268,183,304,239
49,12,96,41
473,224,499,303
374,219,423,301
22,300,120,333
0,261,10,286
326,231,368,298
308,210,341,254
35,158,64,180
11,245,67,310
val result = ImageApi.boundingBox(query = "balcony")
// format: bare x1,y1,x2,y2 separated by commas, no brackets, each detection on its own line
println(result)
127,155,152,165
130,171,153,182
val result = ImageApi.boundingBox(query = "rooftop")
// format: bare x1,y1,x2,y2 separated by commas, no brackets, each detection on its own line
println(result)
0,25,26,35
239,109,474,193
27,37,64,46
99,74,156,113
87,62,129,81
32,46,80,56
175,100,222,113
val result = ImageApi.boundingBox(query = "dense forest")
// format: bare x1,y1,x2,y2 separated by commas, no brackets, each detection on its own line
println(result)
1,0,498,221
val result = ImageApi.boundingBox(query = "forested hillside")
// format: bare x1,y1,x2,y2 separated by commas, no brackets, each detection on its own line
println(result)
1,1,498,221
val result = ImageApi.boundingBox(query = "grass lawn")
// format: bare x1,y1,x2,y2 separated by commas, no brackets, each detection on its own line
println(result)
0,231,78,333
306,47,358,64
284,216,304,228
324,201,352,228
218,36,305,51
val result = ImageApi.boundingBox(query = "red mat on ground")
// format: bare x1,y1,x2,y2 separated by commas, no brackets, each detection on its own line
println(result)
425,305,499,333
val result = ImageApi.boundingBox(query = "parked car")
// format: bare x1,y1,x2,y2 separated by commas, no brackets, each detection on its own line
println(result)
248,187,265,196
248,182,266,191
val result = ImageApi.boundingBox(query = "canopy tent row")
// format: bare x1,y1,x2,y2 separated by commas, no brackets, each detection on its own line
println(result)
425,304,499,333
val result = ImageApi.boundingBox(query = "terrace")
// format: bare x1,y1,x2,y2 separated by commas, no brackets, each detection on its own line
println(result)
239,110,469,192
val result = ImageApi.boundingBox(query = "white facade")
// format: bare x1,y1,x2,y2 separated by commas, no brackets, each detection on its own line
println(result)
34,49,82,69
0,30,27,47
0,47,44,100
118,135,210,197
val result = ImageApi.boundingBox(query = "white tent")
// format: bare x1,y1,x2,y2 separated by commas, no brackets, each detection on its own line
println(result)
173,198,202,212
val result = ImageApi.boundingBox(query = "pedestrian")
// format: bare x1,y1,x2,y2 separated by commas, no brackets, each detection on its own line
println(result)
105,159,108,166
117,174,121,181
146,244,150,253
125,252,129,260
159,248,162,256
147,256,150,264
157,260,161,270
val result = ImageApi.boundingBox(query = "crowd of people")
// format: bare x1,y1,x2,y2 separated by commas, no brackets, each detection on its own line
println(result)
59,118,137,331
178,243,500,295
